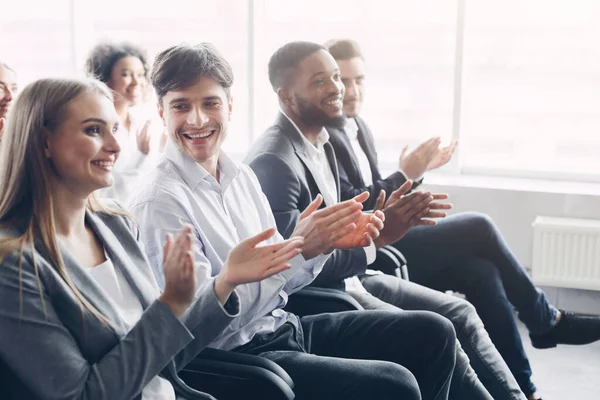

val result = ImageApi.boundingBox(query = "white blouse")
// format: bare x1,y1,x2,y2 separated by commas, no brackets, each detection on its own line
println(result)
87,256,176,400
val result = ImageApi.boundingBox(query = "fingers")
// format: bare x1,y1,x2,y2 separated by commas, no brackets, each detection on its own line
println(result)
262,263,292,279
270,245,303,267
387,180,413,205
430,202,452,210
366,222,380,239
352,191,370,205
299,194,323,220
386,189,425,211
374,209,385,223
322,205,361,232
360,232,373,247
425,210,447,219
374,190,386,211
242,227,277,248
162,233,173,264
315,197,362,219
264,236,304,256
432,193,449,200
164,228,191,274
328,223,357,243
369,212,385,230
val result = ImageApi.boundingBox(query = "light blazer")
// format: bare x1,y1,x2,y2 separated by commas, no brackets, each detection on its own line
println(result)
245,112,368,289
327,116,415,210
0,205,238,400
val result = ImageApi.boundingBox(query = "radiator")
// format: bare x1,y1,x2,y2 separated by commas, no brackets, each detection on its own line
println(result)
532,216,600,291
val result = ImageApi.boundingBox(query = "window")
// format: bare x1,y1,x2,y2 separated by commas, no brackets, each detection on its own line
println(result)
461,0,600,181
2,0,600,183
254,0,458,168
0,0,73,83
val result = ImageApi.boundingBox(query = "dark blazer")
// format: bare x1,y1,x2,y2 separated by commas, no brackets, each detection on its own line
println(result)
245,112,369,289
0,204,238,400
327,116,414,210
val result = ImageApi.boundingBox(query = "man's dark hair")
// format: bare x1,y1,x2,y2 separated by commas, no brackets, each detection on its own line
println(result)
324,39,364,61
151,43,234,104
268,41,325,92
84,42,149,83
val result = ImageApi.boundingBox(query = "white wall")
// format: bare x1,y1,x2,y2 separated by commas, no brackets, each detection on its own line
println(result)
422,175,600,314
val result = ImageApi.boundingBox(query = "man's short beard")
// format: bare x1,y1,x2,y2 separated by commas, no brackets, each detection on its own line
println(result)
296,96,345,129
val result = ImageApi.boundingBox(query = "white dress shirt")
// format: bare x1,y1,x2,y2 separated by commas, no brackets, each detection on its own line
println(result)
281,113,373,294
130,141,329,351
344,118,373,186
88,256,175,400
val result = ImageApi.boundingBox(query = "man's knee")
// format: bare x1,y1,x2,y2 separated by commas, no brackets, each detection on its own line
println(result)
444,297,486,335
364,362,421,400
463,211,498,239
365,361,421,400
413,311,457,351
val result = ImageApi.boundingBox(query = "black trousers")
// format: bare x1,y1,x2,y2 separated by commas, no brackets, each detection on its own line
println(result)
233,310,457,400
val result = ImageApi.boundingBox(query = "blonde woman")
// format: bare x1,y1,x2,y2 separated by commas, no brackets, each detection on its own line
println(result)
0,78,304,400
85,43,165,204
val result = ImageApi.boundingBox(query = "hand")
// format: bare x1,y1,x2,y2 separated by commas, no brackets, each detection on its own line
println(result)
332,208,385,249
291,193,365,259
428,141,458,171
136,120,152,155
399,137,442,180
374,182,452,247
159,226,196,318
215,228,303,305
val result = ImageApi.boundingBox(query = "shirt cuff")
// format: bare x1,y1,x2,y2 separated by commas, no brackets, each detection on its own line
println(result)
397,168,409,181
363,243,376,265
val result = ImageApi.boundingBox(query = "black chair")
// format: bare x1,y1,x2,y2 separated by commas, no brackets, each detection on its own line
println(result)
375,245,410,280
178,286,363,399
177,348,295,400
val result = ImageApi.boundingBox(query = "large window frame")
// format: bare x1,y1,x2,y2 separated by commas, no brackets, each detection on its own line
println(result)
2,0,599,183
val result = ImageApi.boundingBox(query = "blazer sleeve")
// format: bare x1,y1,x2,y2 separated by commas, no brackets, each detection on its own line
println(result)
0,250,193,400
248,152,368,284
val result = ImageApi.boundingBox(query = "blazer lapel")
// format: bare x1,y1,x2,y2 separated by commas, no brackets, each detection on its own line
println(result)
277,113,337,206
355,117,382,181
329,126,365,187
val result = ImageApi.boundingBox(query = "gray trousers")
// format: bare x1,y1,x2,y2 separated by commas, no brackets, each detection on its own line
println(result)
349,274,527,400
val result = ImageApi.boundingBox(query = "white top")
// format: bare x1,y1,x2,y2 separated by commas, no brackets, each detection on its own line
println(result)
87,256,175,400
280,113,373,294
130,141,330,350
99,108,162,205
344,118,373,187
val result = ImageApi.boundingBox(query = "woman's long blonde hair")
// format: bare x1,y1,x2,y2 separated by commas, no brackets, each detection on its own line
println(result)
0,78,120,326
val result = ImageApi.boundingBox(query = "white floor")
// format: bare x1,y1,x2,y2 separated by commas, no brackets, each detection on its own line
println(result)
518,320,600,399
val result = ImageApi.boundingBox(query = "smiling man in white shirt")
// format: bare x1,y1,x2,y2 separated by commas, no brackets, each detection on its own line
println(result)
130,43,459,400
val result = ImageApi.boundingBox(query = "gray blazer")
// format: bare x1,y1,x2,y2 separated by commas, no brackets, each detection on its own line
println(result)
0,206,239,400
245,112,368,289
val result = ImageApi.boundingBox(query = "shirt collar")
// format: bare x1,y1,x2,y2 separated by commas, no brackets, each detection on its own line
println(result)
163,138,240,190
344,117,359,140
280,110,330,157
